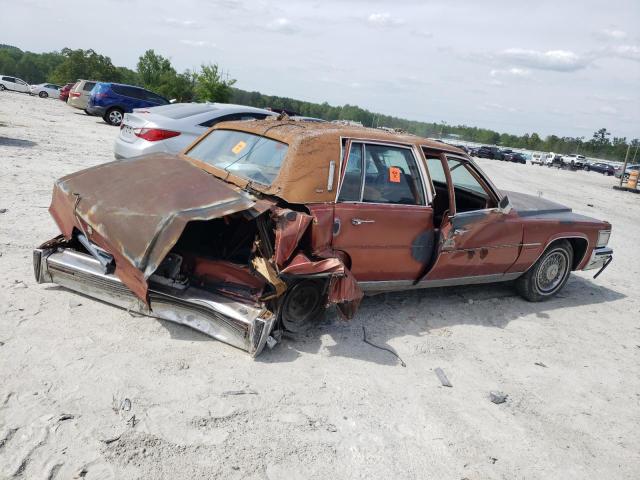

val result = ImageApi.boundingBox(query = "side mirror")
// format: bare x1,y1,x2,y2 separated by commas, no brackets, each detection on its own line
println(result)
498,195,512,214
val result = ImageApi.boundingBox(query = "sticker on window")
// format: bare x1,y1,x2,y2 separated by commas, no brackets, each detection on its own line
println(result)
389,166,401,183
232,141,247,154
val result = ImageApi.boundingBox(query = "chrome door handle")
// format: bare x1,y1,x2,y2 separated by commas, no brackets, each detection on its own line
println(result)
351,218,375,226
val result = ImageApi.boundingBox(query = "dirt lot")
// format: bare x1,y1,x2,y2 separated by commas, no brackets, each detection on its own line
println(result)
1,91,639,480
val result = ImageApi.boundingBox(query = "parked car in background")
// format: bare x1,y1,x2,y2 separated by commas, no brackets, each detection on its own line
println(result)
0,75,30,93
504,152,527,164
531,152,545,165
614,164,640,179
33,120,613,356
58,82,75,102
114,103,276,159
87,82,170,126
29,83,61,99
475,146,501,159
498,149,512,160
562,154,587,169
586,162,615,175
67,80,97,112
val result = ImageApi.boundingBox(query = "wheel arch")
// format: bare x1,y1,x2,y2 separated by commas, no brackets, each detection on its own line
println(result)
543,236,589,271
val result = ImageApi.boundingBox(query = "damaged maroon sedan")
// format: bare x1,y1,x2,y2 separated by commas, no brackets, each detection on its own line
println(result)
34,119,613,356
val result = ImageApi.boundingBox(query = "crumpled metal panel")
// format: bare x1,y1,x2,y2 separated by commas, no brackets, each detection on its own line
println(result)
328,269,363,319
279,252,344,275
272,208,313,268
49,154,260,300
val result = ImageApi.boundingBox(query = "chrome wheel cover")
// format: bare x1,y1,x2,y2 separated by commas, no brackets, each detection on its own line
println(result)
536,250,569,294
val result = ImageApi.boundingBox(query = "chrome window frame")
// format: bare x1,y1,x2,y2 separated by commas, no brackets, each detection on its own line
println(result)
335,137,433,207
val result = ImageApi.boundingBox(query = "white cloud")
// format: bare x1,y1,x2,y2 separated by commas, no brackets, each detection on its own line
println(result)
164,18,197,27
367,13,404,27
480,102,519,113
499,48,591,72
490,67,531,77
180,39,217,48
607,44,640,62
599,28,628,40
266,18,298,34
599,105,618,115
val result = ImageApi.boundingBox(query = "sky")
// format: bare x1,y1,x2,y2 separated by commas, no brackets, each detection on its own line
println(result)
2,0,639,139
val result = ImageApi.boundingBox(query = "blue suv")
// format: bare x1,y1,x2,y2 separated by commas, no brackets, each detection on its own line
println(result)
87,83,170,126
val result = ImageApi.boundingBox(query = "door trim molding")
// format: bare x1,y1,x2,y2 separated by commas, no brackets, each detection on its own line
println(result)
359,272,524,294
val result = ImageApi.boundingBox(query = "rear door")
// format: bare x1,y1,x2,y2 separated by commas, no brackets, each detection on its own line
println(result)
332,140,435,281
15,78,29,93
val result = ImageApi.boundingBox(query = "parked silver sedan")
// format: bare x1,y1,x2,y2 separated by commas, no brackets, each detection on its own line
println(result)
113,103,276,159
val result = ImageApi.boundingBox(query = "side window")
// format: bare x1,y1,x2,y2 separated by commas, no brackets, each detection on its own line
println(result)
447,159,489,197
361,144,425,205
337,143,363,202
2,77,14,82
83,82,96,92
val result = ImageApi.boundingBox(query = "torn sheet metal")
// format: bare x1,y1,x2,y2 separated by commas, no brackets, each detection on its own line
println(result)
48,154,267,301
272,208,313,268
328,268,363,319
279,252,344,276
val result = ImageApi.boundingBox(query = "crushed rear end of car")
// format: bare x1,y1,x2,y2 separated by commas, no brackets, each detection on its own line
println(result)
34,153,361,356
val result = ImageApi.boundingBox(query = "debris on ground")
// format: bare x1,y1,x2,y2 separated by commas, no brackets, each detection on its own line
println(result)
435,367,453,387
489,391,508,404
362,325,406,367
0,208,7,214
534,362,548,368
221,389,258,397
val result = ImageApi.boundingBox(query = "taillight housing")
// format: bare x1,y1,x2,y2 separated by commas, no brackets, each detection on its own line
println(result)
134,128,181,142
70,92,81,97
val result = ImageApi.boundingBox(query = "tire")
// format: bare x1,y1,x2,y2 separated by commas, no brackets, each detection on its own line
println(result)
516,240,573,302
38,91,48,98
279,279,327,334
0,84,5,91
584,166,590,172
105,107,124,126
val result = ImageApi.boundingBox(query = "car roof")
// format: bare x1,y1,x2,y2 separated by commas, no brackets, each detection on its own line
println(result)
183,118,465,204
143,102,274,120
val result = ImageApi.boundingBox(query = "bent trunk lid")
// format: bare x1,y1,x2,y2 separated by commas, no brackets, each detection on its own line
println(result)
49,153,264,300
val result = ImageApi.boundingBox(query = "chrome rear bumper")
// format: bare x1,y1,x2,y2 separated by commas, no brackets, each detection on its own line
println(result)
33,248,276,356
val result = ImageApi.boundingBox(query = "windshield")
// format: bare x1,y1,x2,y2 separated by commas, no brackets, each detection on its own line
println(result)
186,129,288,185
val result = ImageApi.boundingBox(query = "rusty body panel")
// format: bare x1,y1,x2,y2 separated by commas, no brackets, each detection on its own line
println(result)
49,154,262,300
35,120,612,356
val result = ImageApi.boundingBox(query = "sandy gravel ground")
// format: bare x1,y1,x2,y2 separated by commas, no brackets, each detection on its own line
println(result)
1,91,639,480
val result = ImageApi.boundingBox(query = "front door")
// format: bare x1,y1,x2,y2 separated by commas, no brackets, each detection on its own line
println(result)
424,154,523,280
332,141,435,281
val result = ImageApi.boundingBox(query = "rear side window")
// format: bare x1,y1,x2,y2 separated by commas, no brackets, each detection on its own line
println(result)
199,113,269,128
338,143,425,206
2,77,15,82
112,85,143,98
144,90,168,104
83,81,96,91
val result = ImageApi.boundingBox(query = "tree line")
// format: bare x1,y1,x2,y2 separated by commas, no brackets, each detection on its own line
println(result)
0,44,636,162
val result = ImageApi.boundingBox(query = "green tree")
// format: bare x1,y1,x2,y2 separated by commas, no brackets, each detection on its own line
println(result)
195,63,236,102
50,48,120,84
137,50,174,90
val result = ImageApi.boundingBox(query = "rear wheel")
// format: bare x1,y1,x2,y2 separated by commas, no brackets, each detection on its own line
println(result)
516,240,573,302
105,107,124,126
0,84,5,91
38,91,48,98
279,279,327,334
